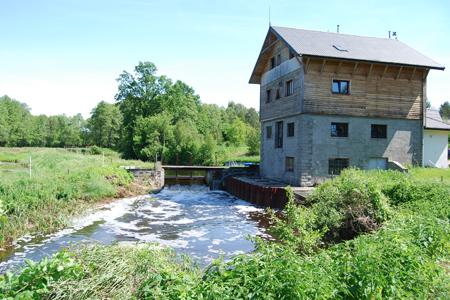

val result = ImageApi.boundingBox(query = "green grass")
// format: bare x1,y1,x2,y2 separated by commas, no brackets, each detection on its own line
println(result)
218,146,260,164
1,168,448,299
409,167,450,185
0,147,152,248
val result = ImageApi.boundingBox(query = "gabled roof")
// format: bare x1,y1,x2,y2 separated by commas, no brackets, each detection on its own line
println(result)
425,109,450,131
250,26,445,84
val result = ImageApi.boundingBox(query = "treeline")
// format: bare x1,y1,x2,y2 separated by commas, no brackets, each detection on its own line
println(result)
0,96,86,147
0,62,260,165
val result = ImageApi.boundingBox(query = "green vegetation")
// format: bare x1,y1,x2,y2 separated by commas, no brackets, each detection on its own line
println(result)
2,169,448,299
0,148,151,248
0,61,261,166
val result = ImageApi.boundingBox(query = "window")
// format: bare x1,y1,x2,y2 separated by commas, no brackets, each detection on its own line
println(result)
285,80,294,96
275,88,281,100
287,122,295,137
270,57,275,69
289,51,295,59
329,158,349,175
285,157,294,172
275,121,283,148
331,122,348,137
332,80,350,94
371,124,387,139
276,54,281,66
266,126,272,139
266,89,272,103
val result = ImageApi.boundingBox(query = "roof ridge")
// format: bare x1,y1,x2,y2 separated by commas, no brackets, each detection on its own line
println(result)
271,25,397,41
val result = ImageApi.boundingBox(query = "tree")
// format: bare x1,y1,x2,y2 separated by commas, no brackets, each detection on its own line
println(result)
247,127,261,155
426,100,431,109
439,101,450,120
88,101,122,148
224,119,248,146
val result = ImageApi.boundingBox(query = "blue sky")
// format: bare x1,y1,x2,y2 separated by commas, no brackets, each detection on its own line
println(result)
1,0,449,117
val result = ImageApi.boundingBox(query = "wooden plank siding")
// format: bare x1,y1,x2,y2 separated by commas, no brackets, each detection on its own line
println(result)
303,58,425,120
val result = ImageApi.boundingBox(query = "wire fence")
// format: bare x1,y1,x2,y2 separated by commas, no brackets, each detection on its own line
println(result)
0,156,32,177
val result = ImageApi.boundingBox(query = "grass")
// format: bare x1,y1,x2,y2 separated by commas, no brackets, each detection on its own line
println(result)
0,167,448,299
409,167,450,185
218,145,260,164
0,147,152,248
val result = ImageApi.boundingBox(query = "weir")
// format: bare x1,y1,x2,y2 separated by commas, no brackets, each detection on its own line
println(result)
127,164,313,208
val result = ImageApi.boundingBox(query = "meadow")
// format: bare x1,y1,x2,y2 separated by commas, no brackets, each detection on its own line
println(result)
1,168,448,299
0,147,152,249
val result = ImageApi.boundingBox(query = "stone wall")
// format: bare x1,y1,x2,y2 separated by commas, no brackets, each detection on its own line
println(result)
260,114,422,186
128,168,165,190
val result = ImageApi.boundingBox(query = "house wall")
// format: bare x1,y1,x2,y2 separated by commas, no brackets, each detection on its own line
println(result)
423,129,449,168
303,59,425,120
261,114,422,186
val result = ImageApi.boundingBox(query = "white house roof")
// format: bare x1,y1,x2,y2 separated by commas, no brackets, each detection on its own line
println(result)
425,109,450,130
271,26,445,70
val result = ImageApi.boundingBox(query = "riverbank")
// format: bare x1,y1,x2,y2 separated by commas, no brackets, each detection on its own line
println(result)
1,168,448,298
0,148,153,250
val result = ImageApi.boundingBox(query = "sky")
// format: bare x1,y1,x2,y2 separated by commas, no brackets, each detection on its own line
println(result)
0,0,449,118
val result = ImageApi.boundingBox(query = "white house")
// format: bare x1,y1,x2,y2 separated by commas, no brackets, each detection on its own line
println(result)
423,109,450,168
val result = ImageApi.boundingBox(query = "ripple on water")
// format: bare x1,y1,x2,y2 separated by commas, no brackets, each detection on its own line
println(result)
0,185,269,273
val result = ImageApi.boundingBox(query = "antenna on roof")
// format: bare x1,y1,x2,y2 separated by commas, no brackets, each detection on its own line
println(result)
269,5,271,26
392,31,398,40
337,25,340,33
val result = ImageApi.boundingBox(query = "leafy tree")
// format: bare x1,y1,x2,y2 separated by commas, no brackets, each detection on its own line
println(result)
88,101,122,148
439,101,450,120
247,127,261,155
426,100,431,109
224,119,248,146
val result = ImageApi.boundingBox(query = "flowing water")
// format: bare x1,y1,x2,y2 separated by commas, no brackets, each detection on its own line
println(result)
0,185,269,273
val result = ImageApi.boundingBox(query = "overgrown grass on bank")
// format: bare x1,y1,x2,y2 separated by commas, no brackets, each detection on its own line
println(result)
1,168,448,299
0,147,151,248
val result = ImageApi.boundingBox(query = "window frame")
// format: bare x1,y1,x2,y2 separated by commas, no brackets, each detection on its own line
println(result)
285,80,294,97
285,156,295,172
287,122,295,137
270,57,276,69
266,89,272,103
266,126,272,139
275,121,283,148
328,158,349,175
330,122,348,137
371,124,387,139
332,79,350,95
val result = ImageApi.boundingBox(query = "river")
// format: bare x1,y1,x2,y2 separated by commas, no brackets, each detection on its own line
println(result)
0,185,269,273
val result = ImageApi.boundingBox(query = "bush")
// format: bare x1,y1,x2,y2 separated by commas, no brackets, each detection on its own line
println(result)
307,169,392,242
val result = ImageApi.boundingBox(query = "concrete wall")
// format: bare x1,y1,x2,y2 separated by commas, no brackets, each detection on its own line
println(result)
261,114,422,186
423,129,449,168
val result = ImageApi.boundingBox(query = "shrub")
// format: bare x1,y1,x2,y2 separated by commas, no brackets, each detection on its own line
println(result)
307,169,392,242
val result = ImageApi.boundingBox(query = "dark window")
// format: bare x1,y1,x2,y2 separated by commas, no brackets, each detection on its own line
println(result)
275,88,281,100
275,121,283,148
277,54,281,66
331,122,348,137
287,122,295,137
289,51,295,59
285,80,294,96
270,57,275,69
286,157,294,172
371,124,387,139
329,158,349,175
332,80,350,94
266,126,272,139
266,89,272,103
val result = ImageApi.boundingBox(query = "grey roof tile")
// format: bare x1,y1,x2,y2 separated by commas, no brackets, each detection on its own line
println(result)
425,109,450,130
272,26,445,69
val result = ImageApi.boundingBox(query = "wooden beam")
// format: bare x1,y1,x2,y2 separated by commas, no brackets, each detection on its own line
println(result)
304,57,310,74
260,39,278,55
381,65,388,79
335,61,343,74
351,62,359,76
422,69,429,80
320,59,326,74
409,67,416,81
396,66,403,80
367,64,374,79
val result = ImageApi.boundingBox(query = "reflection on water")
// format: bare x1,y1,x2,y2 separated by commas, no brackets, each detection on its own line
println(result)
0,185,268,273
